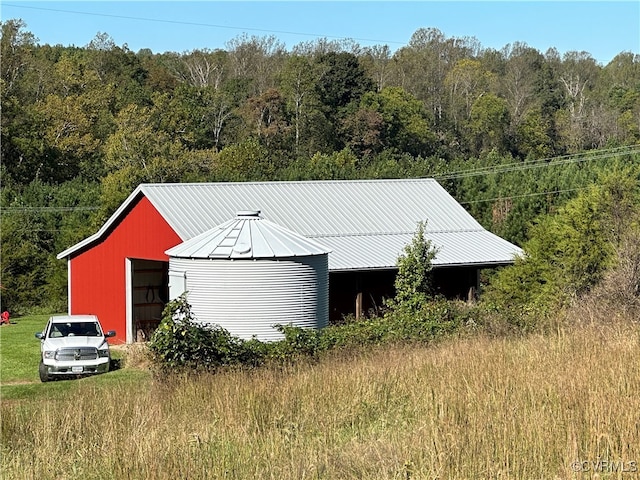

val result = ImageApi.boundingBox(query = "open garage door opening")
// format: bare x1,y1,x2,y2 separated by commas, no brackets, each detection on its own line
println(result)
126,259,169,342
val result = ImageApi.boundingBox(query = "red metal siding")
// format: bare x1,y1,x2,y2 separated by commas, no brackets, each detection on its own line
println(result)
68,195,181,343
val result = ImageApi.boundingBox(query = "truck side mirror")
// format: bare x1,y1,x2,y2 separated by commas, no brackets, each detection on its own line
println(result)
35,332,43,339
105,330,116,338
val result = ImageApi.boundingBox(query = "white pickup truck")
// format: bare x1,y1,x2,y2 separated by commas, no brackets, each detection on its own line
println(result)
35,314,116,382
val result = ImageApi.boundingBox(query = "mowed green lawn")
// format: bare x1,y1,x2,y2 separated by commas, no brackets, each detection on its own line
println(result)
0,314,50,383
0,314,149,400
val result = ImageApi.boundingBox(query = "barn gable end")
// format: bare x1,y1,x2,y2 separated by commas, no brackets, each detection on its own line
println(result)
66,194,181,343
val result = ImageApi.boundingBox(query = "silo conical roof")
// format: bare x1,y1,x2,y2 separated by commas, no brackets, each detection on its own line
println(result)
165,210,331,259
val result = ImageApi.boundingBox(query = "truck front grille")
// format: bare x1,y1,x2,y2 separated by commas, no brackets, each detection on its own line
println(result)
56,347,98,361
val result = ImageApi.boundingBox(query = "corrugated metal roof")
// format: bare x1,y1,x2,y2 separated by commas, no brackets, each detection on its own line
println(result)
58,179,523,268
142,179,484,239
166,210,331,259
321,230,523,271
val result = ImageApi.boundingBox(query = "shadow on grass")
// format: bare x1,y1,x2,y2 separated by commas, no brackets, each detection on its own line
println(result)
110,358,123,371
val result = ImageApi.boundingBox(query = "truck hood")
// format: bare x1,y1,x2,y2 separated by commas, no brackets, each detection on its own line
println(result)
43,337,109,350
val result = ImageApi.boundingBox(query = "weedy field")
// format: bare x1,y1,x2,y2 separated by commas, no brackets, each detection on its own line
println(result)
1,315,639,479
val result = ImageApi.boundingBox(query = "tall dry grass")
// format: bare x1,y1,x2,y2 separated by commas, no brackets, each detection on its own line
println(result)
2,320,639,479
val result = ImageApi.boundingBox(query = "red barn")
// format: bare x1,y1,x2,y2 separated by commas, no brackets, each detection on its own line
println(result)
58,180,522,343
59,194,180,343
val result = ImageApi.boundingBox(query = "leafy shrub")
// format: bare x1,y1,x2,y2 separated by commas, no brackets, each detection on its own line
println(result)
482,170,640,329
388,220,439,313
147,294,266,372
147,295,472,373
271,324,322,360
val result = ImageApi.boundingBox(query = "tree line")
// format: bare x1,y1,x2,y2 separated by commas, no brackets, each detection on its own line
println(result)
1,18,639,313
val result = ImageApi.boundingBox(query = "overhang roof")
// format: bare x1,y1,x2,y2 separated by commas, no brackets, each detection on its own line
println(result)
58,179,523,269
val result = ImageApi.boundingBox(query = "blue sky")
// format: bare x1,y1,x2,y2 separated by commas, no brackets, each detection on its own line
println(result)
2,1,638,65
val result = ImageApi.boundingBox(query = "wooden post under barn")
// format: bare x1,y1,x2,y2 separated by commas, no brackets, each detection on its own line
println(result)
355,274,363,319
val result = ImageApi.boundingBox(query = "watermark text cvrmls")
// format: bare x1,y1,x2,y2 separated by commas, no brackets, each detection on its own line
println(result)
571,459,638,473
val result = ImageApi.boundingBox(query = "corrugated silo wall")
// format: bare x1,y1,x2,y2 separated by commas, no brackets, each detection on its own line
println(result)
169,255,329,341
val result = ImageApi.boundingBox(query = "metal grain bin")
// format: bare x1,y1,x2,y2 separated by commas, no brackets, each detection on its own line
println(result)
165,211,330,341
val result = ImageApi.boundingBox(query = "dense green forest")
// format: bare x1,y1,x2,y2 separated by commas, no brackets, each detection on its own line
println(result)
1,18,639,314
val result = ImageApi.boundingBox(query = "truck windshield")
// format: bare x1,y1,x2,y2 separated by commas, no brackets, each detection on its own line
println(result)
49,322,102,338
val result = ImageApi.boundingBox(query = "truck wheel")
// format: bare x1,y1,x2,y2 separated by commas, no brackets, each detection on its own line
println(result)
39,361,51,382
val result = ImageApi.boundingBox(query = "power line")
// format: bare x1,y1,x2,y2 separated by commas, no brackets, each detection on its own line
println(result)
1,147,637,214
440,145,640,206
3,3,405,48
433,145,640,181
459,187,586,206
0,206,99,214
